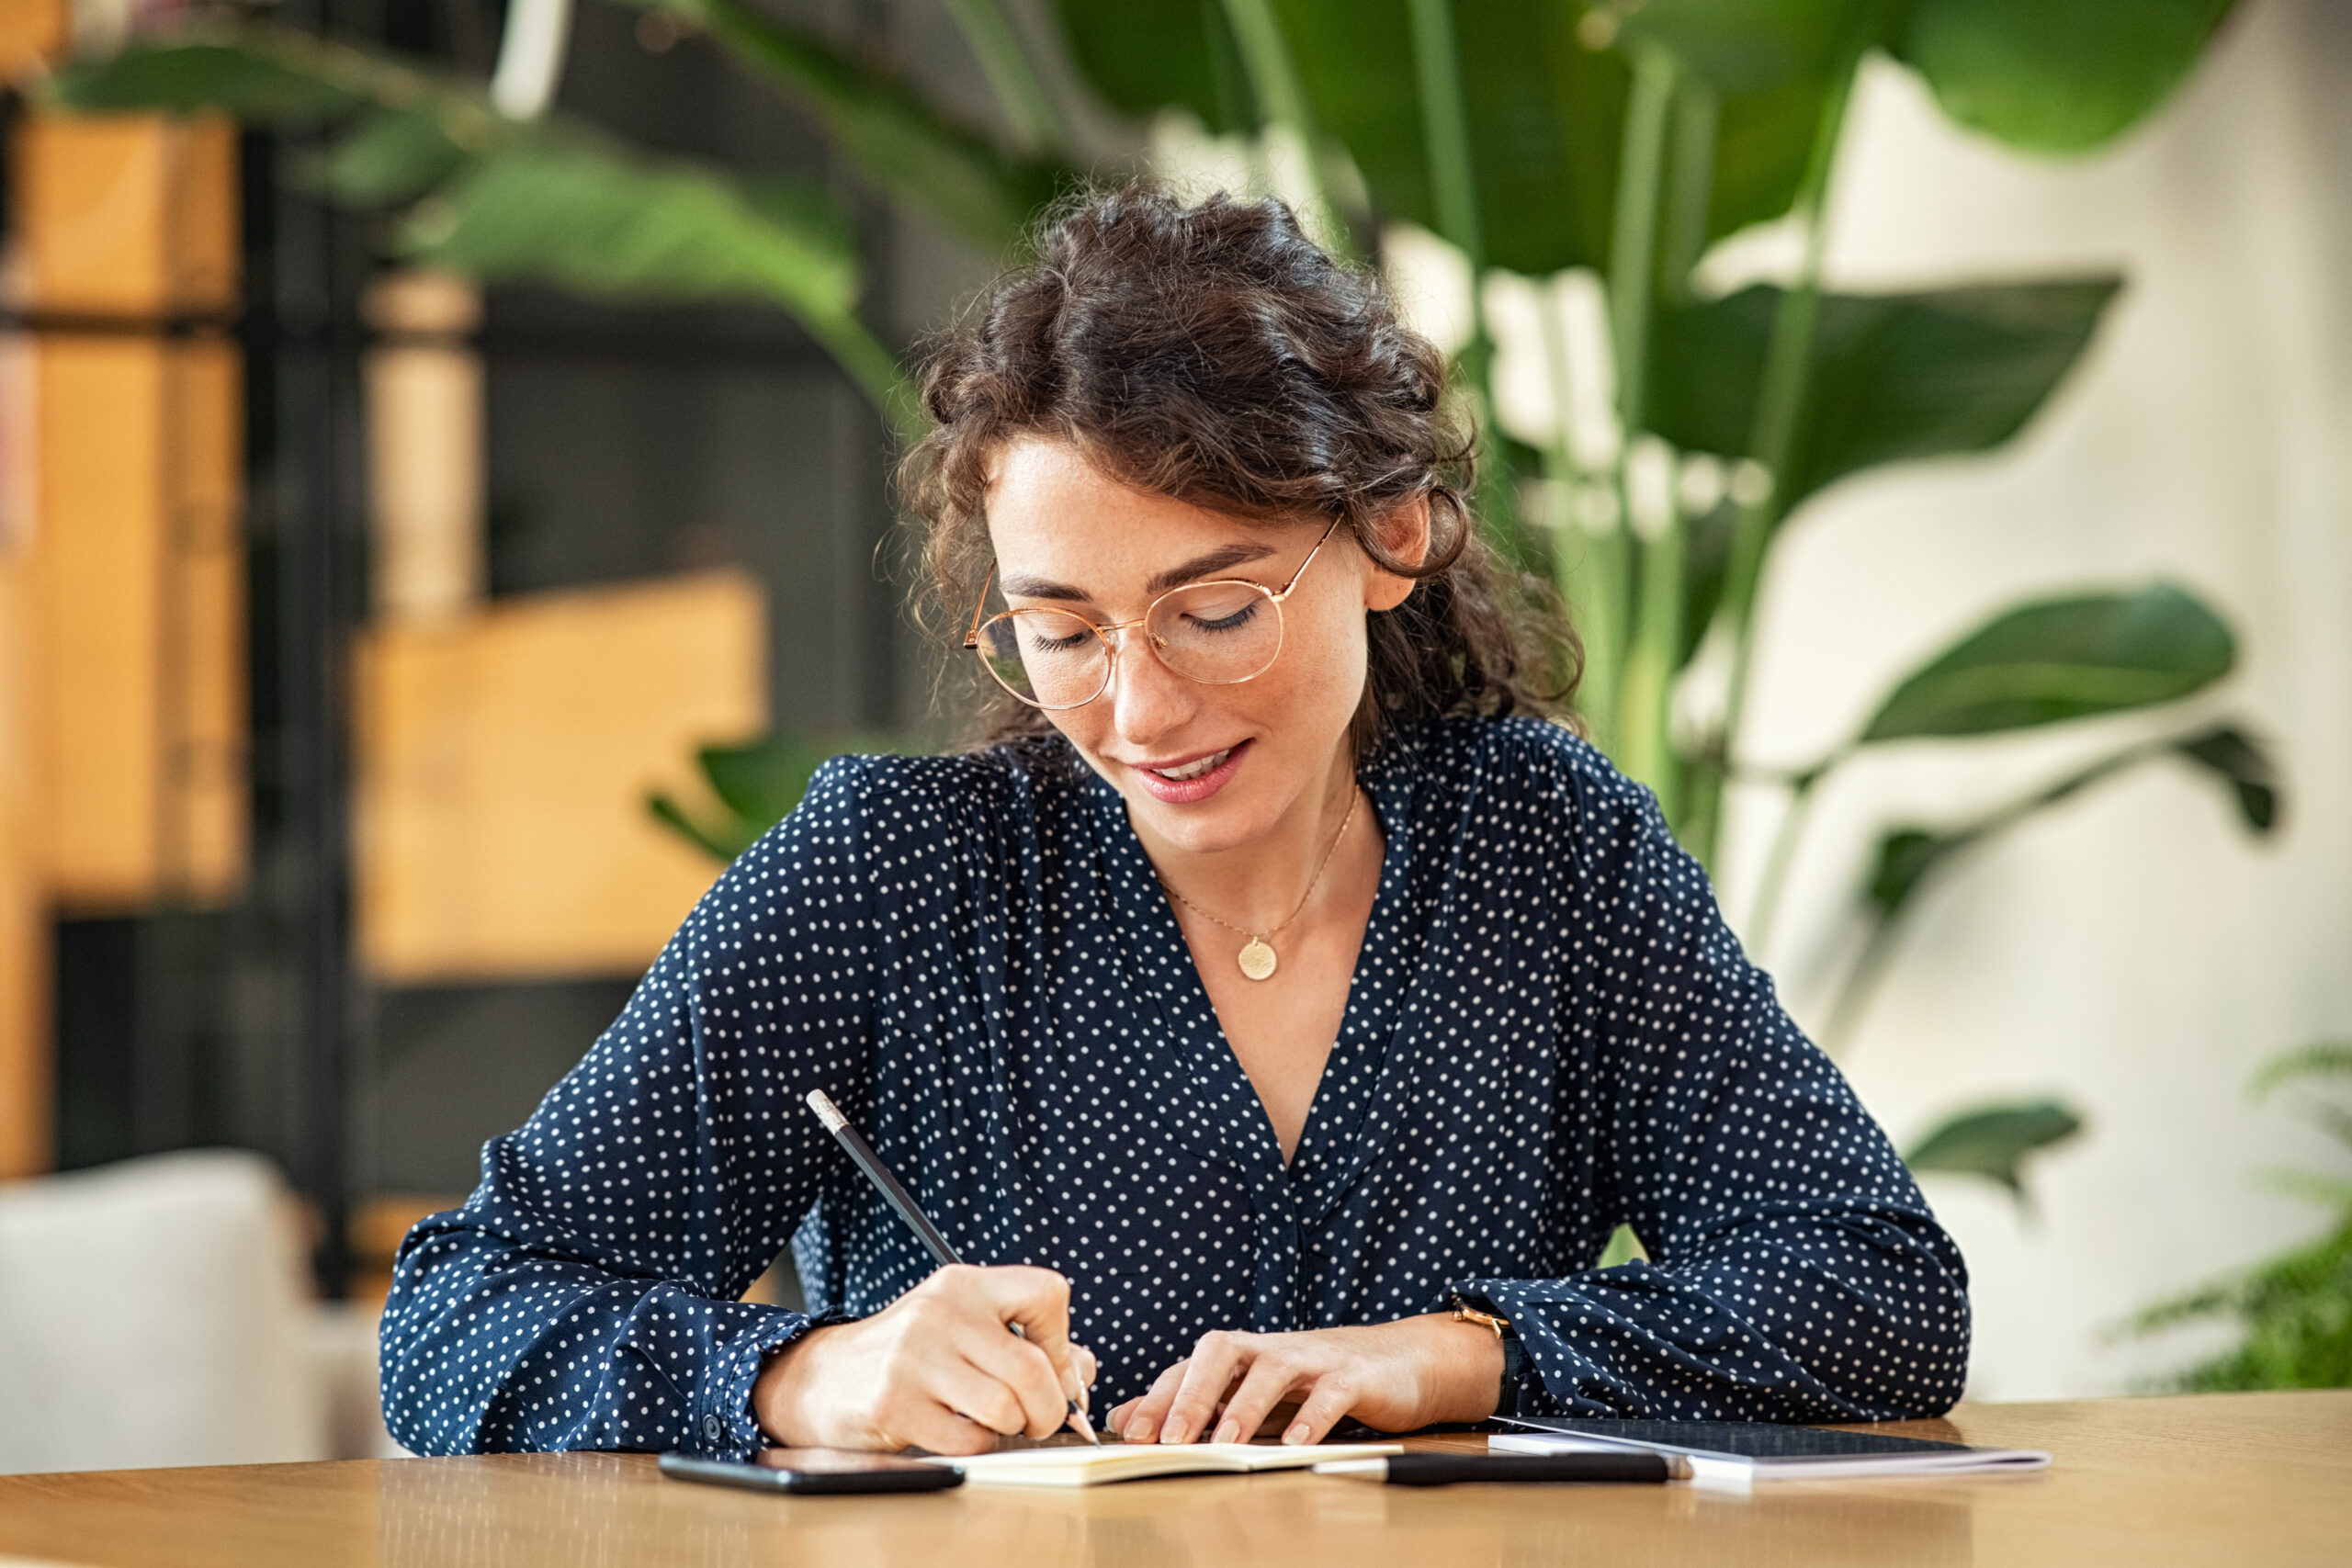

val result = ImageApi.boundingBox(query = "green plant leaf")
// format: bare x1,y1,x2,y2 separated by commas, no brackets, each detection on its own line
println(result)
1859,582,2234,742
650,732,918,864
1050,1,1828,277
2251,1043,2352,1103
1053,0,1258,134
50,36,371,118
1894,0,2241,154
2171,723,2279,834
1864,826,1953,916
1595,1223,1647,1267
1649,277,2121,520
400,136,861,321
316,107,471,206
1856,715,2268,929
697,734,841,826
1905,1098,2085,1199
1612,0,1889,95
2123,1214,2352,1392
1705,65,1834,239
638,0,1065,253
46,22,920,438
646,793,758,863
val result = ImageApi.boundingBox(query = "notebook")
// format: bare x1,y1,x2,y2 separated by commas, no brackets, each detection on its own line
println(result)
1492,1419,2051,1486
929,1440,1405,1487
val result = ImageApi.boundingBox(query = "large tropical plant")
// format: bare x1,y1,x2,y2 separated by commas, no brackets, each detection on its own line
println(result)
53,0,2278,1201
2124,1042,2352,1391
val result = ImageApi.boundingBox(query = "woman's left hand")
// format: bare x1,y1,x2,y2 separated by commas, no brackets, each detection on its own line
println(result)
1105,1314,1504,1446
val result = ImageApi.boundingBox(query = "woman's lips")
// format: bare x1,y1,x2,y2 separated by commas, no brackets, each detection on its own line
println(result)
1130,739,1250,804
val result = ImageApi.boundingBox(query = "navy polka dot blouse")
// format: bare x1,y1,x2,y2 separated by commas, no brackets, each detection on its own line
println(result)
379,716,1969,1458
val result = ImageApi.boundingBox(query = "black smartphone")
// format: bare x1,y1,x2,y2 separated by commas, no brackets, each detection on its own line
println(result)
659,1449,964,1495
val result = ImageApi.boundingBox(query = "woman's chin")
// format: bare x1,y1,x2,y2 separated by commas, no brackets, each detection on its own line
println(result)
1119,767,1283,856
1124,789,1266,857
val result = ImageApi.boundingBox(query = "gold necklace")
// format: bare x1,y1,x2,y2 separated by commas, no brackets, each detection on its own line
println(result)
1158,790,1360,982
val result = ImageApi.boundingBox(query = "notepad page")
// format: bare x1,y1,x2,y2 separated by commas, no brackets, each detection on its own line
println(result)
944,1441,1403,1487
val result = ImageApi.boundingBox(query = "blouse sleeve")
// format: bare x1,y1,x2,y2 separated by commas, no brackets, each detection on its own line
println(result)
1450,758,1972,1422
378,758,884,1459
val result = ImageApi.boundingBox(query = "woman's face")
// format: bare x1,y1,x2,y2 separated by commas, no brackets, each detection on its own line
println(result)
981,437,1419,858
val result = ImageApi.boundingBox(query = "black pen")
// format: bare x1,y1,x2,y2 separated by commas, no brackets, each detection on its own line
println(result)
804,1089,1100,1443
1312,1452,1689,1485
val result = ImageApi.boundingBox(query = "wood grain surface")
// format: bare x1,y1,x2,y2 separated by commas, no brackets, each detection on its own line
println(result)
1,1392,2346,1568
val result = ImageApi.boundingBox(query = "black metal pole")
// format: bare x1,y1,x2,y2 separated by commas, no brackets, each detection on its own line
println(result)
245,75,360,1297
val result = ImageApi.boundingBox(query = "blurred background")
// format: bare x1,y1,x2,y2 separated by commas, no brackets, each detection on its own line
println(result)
0,0,2344,1472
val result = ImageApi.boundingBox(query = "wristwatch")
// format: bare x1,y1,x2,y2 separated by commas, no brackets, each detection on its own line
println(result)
1450,1295,1530,1414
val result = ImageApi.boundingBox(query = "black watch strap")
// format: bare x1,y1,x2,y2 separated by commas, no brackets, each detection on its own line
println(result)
1498,1330,1532,1413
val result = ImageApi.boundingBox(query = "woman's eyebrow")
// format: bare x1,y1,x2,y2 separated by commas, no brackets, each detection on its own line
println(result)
1148,542,1277,593
1000,541,1280,604
999,572,1088,600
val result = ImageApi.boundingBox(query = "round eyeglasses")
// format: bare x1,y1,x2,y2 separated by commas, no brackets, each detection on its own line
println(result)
965,519,1342,711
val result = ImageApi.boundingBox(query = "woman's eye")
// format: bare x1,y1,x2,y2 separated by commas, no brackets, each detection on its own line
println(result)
1030,629,1093,652
1185,603,1260,634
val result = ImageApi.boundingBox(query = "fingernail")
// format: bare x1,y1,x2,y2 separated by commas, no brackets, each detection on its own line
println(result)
1125,1419,1153,1443
1159,1420,1186,1445
1283,1422,1310,1445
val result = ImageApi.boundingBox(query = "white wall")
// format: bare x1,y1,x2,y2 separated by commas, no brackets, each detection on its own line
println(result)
1722,0,2352,1399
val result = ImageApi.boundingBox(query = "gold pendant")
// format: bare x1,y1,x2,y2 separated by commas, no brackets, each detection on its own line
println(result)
1238,938,1277,980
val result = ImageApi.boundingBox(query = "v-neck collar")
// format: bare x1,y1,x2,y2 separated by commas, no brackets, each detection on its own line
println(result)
1079,732,1433,1233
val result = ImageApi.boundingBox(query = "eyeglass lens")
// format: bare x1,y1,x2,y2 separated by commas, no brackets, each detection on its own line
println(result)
978,580,1283,708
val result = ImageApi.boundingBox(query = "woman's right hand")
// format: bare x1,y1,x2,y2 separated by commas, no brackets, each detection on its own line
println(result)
752,1263,1096,1455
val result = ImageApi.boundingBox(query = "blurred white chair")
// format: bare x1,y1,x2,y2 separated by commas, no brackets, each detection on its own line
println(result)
0,1149,396,1473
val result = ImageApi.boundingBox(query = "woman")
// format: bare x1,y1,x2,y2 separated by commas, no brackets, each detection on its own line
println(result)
381,186,1968,1461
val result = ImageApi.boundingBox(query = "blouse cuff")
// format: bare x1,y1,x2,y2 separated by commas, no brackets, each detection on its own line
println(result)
1444,1277,1620,1420
694,1306,858,1458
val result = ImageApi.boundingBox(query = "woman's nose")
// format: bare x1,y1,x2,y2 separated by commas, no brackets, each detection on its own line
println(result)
1104,632,1195,745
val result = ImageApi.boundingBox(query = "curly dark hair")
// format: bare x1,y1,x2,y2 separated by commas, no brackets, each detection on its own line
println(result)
899,183,1577,751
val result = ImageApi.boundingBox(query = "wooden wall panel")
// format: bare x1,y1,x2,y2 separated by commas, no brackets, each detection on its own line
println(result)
166,339,246,902
0,0,66,78
32,336,166,908
4,105,243,1168
13,113,238,316
0,549,51,1179
355,571,766,983
365,273,486,624
27,333,246,912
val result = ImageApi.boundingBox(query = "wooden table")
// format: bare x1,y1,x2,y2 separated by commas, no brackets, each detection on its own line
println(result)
2,1392,2346,1568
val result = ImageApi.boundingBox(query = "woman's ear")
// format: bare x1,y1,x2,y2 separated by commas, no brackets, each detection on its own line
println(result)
1363,495,1431,613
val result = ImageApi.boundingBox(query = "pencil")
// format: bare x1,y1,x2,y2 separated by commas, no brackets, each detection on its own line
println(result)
804,1089,1100,1444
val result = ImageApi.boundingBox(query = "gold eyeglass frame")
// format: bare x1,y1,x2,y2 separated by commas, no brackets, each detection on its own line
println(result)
964,517,1345,712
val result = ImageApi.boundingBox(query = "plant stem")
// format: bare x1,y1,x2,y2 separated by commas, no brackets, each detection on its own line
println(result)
1404,0,1524,566
1690,60,1857,866
1601,44,1678,807
1746,759,1836,956
937,0,1069,154
1819,734,2168,1055
1606,46,1675,443
802,310,927,446
1617,480,1686,815
1621,81,1719,840
1819,911,1904,1060
1408,0,1481,270
1217,0,1355,259
1540,286,1621,750
1657,78,1718,301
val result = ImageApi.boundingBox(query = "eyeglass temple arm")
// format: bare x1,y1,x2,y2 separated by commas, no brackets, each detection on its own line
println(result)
964,567,992,649
1270,517,1345,604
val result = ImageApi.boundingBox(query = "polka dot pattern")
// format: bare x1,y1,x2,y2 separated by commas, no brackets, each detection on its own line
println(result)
379,716,1970,1458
